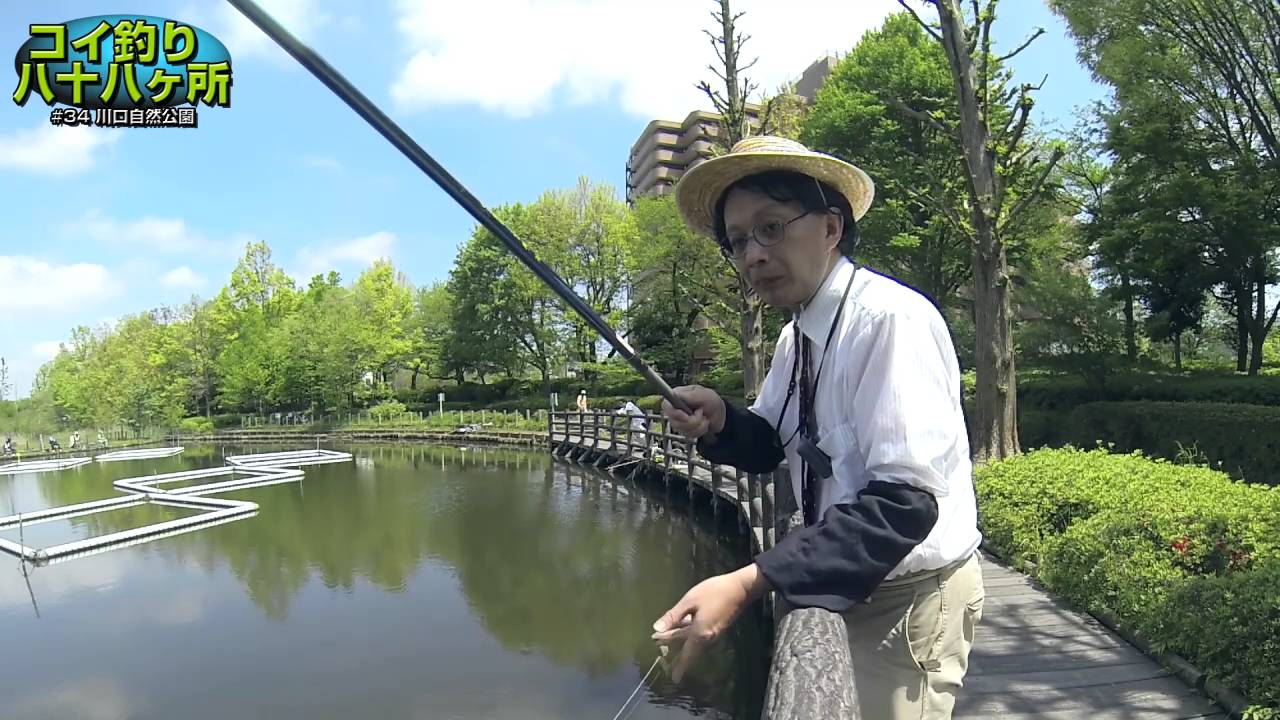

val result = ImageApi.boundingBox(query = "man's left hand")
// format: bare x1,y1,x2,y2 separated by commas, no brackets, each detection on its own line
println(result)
651,564,771,683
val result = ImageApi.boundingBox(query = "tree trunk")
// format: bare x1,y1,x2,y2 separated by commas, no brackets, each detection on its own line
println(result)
1174,331,1183,370
1249,259,1267,375
1236,286,1250,372
739,276,765,399
935,0,1019,461
1121,272,1137,363
970,229,1020,462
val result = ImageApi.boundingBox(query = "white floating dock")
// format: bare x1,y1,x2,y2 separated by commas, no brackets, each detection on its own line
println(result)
113,465,304,497
224,449,353,468
0,456,93,476
0,494,258,565
95,446,186,462
0,446,357,566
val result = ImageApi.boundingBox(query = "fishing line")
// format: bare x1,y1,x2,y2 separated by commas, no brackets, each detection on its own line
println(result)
609,652,665,720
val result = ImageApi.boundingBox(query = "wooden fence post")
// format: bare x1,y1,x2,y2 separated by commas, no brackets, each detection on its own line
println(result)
762,461,858,719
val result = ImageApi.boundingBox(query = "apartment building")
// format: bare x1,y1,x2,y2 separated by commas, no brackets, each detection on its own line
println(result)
625,56,837,205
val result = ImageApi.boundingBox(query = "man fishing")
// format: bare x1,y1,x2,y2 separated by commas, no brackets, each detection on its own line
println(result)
213,9,980,715
651,136,984,720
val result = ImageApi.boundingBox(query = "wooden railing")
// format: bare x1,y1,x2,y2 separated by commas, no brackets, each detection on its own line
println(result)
548,410,858,719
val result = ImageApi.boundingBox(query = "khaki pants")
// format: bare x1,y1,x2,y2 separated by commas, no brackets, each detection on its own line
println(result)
843,552,985,720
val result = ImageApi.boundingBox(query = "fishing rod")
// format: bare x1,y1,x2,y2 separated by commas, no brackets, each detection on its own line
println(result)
225,0,694,416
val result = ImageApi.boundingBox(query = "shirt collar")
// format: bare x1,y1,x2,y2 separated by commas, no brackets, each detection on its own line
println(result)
796,256,856,344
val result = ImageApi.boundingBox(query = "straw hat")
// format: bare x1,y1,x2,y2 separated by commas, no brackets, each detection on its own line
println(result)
675,135,875,239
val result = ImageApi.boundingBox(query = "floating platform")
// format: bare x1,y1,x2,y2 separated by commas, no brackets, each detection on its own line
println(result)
95,446,186,462
0,493,258,566
114,464,304,497
223,449,354,468
0,447,356,566
0,456,93,476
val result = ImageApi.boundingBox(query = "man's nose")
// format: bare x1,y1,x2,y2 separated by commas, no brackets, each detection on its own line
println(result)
742,237,770,265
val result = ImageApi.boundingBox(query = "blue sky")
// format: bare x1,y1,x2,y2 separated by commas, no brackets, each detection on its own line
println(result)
0,0,1107,398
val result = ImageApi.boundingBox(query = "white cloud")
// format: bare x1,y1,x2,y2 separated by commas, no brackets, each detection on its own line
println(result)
389,0,905,119
68,210,234,257
295,231,397,279
0,124,120,176
302,153,343,170
0,256,116,312
30,341,64,361
160,266,206,289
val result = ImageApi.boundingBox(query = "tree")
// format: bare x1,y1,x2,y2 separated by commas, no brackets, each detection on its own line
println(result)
898,0,1066,461
1051,0,1280,163
351,259,416,390
406,282,454,389
556,179,634,370
1100,87,1279,373
696,0,773,398
447,218,526,384
801,13,972,310
627,194,735,384
1017,252,1125,389
1052,0,1280,374
0,357,10,402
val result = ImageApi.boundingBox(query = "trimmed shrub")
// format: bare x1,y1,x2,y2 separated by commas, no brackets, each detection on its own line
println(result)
1018,372,1280,410
1028,402,1280,485
976,447,1280,709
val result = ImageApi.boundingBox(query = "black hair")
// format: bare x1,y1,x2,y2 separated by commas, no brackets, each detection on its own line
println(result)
712,170,860,259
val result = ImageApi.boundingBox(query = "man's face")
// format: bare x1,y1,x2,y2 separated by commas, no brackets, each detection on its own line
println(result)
722,186,841,307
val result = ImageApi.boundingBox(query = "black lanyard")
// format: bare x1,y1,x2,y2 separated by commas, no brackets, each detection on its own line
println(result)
771,266,857,523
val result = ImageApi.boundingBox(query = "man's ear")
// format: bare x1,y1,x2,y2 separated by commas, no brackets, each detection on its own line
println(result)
825,210,844,253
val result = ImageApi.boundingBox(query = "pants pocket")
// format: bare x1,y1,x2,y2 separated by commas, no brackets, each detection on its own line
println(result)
904,587,945,673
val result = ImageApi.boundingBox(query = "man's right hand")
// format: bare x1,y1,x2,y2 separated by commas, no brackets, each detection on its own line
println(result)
661,385,726,441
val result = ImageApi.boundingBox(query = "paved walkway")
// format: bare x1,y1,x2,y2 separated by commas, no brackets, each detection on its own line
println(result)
958,555,1225,719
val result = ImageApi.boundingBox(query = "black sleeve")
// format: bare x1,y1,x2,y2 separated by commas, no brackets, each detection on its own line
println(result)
753,480,938,612
694,399,785,473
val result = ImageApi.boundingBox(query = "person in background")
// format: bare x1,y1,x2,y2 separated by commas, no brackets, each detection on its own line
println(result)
576,389,589,413
617,399,647,445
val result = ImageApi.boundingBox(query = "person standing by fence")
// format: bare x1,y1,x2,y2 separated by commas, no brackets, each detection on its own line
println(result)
650,136,984,720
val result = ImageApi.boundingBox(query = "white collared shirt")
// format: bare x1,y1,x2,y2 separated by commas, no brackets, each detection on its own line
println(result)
748,256,982,579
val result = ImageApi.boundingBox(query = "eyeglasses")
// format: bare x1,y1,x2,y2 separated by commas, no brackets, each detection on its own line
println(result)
723,210,812,258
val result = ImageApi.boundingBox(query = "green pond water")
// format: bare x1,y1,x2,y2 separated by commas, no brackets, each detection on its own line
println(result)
0,443,768,719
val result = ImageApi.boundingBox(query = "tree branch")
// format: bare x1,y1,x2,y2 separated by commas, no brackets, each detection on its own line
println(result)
996,28,1044,63
1001,146,1065,232
883,95,948,133
896,0,943,42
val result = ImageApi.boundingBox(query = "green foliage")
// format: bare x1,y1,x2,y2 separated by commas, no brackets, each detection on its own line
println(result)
976,447,1280,708
1016,256,1126,390
801,12,971,309
179,416,214,433
626,193,734,385
1018,372,1280,409
1021,401,1280,485
369,400,408,421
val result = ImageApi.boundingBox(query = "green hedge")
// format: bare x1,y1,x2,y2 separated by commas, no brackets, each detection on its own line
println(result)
1020,401,1280,485
976,447,1280,711
1018,372,1280,411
